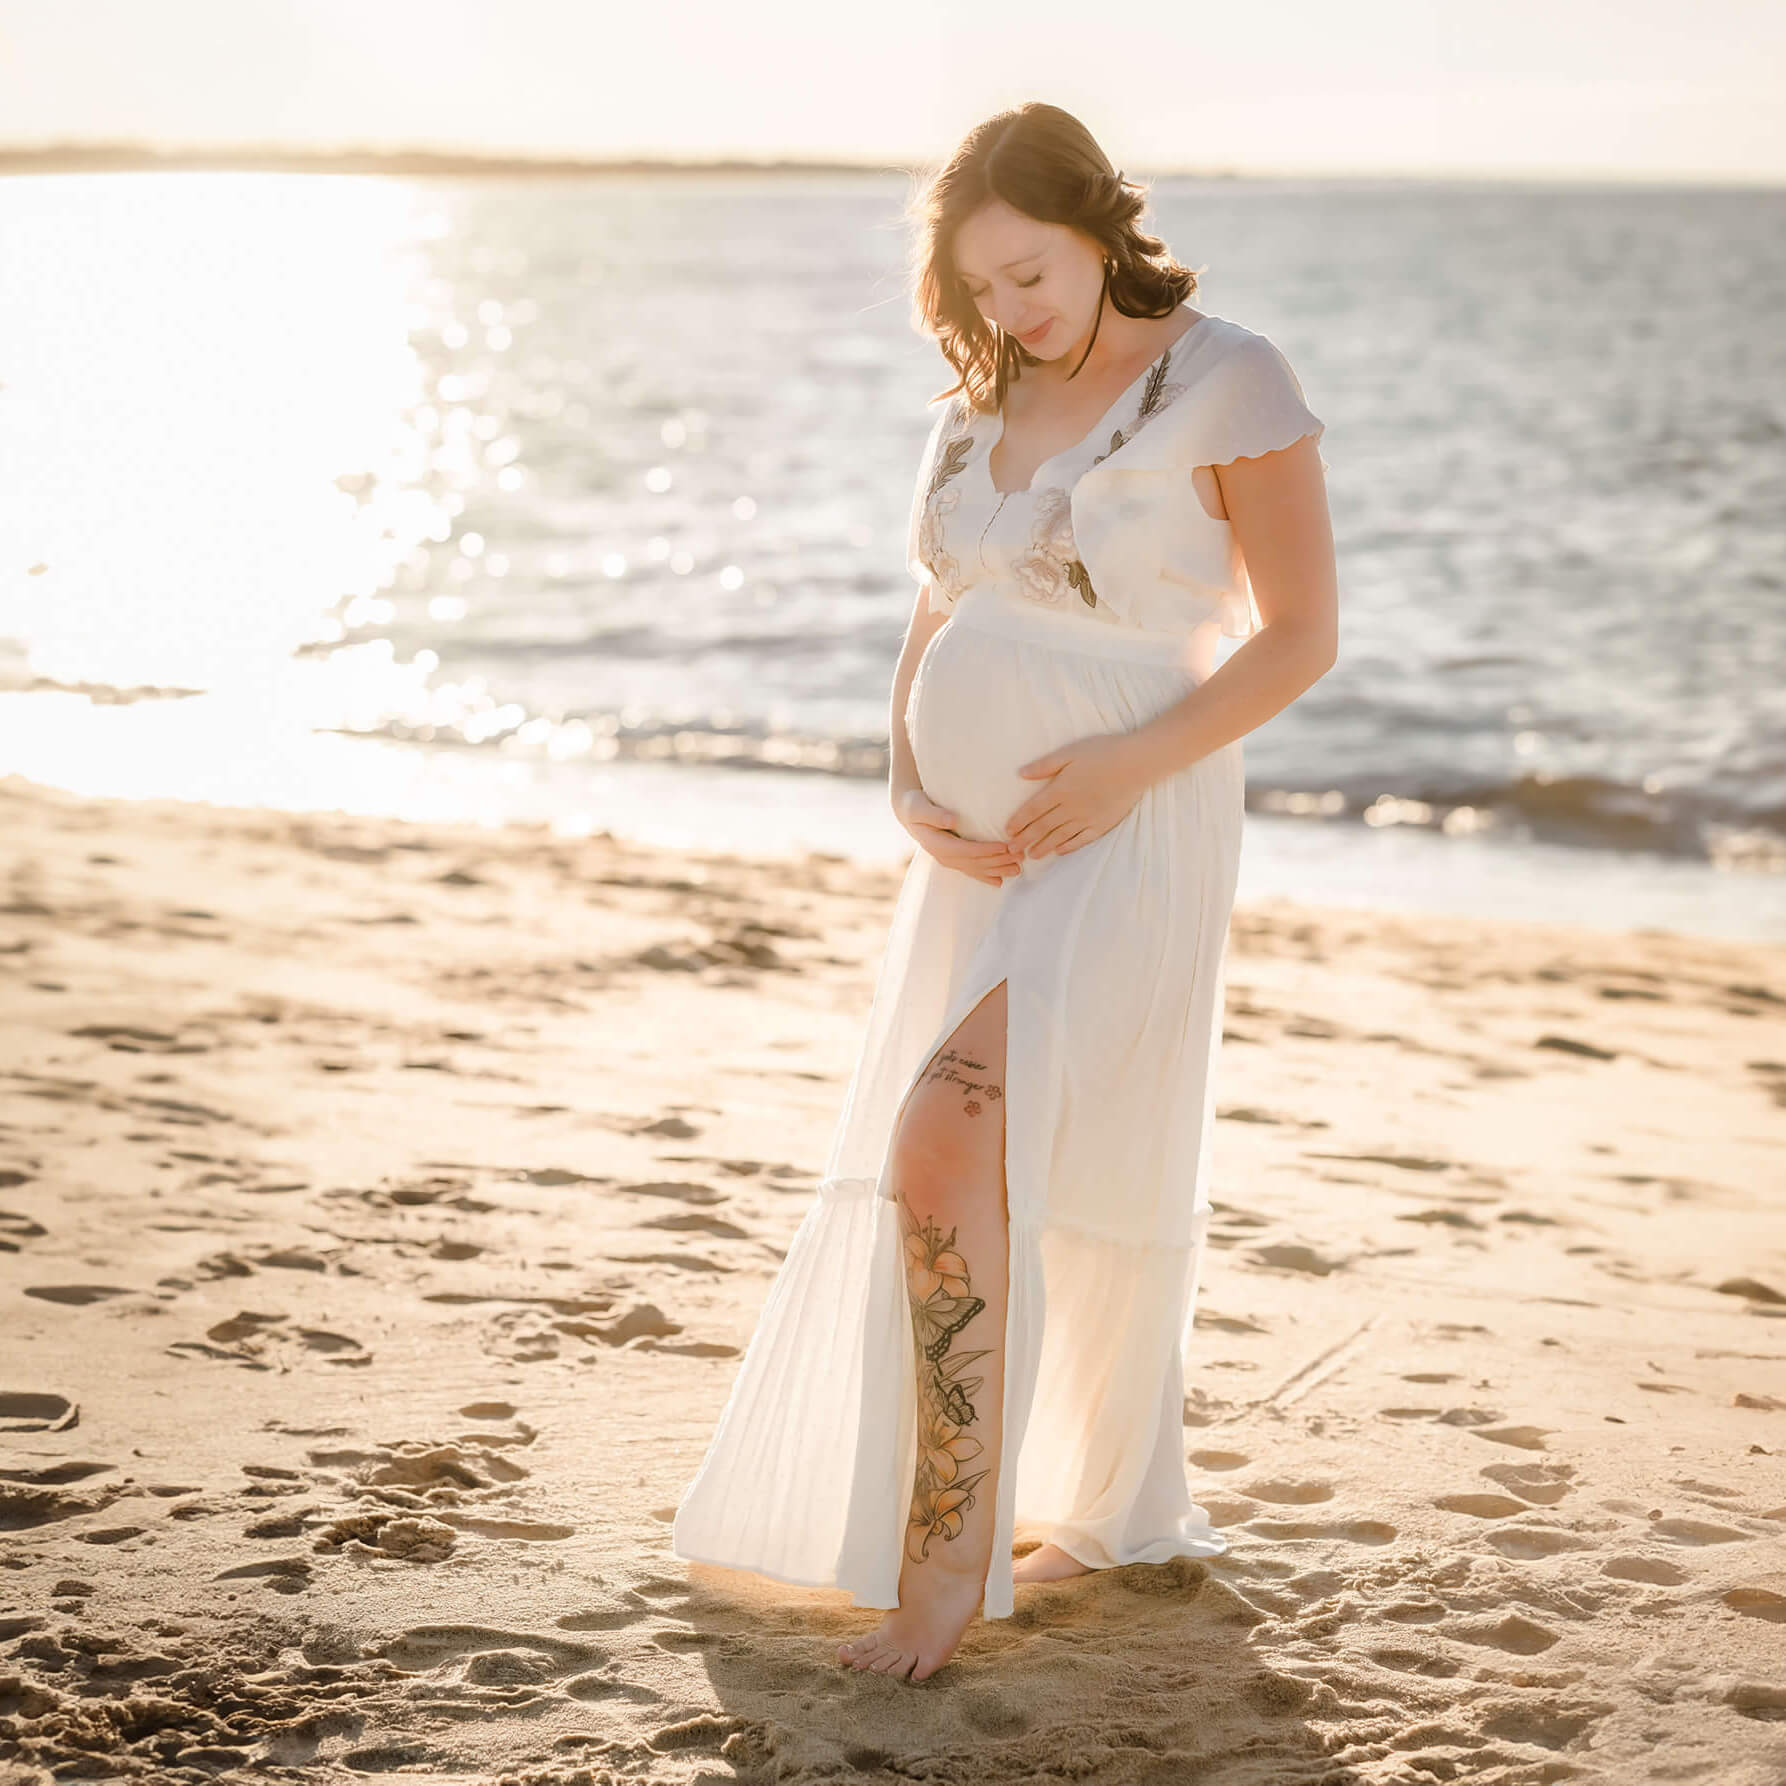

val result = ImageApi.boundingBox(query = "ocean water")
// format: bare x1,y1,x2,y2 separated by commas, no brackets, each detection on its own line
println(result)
1,170,1782,939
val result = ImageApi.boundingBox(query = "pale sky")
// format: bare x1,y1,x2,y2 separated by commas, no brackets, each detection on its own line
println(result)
1,0,1781,183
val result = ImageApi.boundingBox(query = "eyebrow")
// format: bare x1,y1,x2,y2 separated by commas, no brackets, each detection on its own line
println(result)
959,251,1043,284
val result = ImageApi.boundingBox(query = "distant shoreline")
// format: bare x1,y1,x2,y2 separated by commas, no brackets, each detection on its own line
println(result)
2,144,1769,187
0,143,1239,181
0,143,937,178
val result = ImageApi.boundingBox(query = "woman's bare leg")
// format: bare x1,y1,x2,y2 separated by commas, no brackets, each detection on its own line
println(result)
837,980,1009,1683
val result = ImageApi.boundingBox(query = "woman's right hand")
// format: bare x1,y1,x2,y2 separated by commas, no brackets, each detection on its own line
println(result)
893,787,1022,888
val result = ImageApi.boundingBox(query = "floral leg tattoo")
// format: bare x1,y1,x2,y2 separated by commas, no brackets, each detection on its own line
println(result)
902,1209,994,1564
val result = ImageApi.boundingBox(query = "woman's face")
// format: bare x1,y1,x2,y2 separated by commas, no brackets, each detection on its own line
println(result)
951,197,1104,363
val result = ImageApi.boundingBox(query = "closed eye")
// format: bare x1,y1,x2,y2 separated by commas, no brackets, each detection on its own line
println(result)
964,271,1044,300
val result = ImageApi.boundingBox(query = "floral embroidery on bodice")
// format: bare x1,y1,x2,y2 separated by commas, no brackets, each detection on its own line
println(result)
915,331,1194,622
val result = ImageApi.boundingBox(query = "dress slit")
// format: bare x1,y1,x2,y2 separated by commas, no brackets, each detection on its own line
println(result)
868,973,1012,1615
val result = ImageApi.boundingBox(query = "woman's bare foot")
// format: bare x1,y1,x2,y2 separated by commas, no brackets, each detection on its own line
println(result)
1011,1541,1093,1583
836,1563,986,1680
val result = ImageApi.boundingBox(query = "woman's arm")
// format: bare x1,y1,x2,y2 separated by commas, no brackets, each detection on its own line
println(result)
1125,432,1339,782
888,587,1021,886
1001,434,1339,860
888,583,950,809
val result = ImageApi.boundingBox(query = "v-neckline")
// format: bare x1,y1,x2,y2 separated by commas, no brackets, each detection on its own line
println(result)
982,308,1211,497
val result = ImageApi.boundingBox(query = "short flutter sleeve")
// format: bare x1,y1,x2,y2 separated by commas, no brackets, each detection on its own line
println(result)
1183,331,1328,474
905,397,967,616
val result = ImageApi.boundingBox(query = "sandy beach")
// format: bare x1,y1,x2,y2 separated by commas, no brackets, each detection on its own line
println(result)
2,768,1783,1785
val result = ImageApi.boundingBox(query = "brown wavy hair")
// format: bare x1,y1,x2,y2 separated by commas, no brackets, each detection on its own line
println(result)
907,103,1200,416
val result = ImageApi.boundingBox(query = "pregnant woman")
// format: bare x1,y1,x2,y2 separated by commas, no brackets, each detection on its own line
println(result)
673,102,1339,1682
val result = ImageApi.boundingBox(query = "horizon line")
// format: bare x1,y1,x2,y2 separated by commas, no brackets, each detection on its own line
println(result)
0,140,1779,191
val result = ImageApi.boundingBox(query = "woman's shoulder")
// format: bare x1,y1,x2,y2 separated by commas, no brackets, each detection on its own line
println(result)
1179,311,1290,374
1164,313,1326,469
1080,311,1324,477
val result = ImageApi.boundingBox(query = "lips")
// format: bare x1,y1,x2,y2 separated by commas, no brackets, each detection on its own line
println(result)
1019,321,1050,345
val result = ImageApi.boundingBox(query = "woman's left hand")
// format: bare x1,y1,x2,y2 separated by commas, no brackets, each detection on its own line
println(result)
1003,731,1157,859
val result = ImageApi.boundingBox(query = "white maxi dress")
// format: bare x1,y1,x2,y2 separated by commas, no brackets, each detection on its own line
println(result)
673,309,1326,1621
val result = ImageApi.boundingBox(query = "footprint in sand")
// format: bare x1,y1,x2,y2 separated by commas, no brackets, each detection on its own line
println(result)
1367,1645,1460,1679
1478,1703,1599,1751
629,1572,693,1604
614,1179,728,1207
244,1509,319,1539
1480,1461,1574,1505
1246,1242,1347,1276
1241,1478,1335,1505
1379,1600,1447,1625
348,1174,498,1213
213,1557,313,1595
1602,1556,1688,1585
1377,1406,1503,1427
609,1250,732,1275
1195,1496,1260,1528
552,1302,686,1347
1188,1450,1250,1472
638,1114,701,1139
317,1513,458,1562
1209,1202,1272,1233
0,1460,114,1489
1244,1518,1397,1546
0,1391,77,1433
339,1745,454,1773
566,1672,665,1705
167,1311,368,1371
24,1284,136,1306
1481,1525,1597,1560
0,1207,47,1252
1396,1208,1484,1230
0,1476,127,1530
1470,1424,1552,1451
358,1438,530,1492
642,1338,739,1358
639,1211,751,1240
1715,1275,1786,1309
1726,1682,1786,1722
1196,1309,1270,1335
431,1513,577,1542
1183,1388,1235,1428
1669,1475,1749,1505
1454,1612,1559,1655
1434,1493,1529,1518
644,1712,759,1756
374,1623,607,1678
1723,1588,1786,1622
1649,1516,1754,1545
192,1251,255,1280
468,1309,564,1365
73,1525,145,1546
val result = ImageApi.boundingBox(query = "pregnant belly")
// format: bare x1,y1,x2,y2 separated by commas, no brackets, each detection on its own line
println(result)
905,621,1097,848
